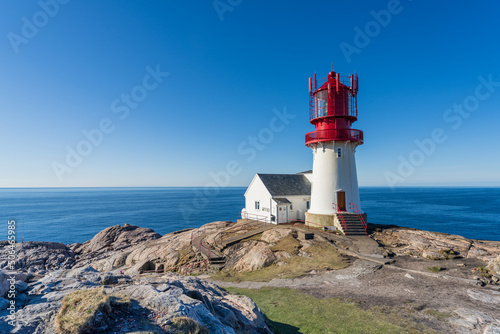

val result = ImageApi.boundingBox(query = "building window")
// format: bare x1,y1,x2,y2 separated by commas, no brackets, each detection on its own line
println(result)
337,148,342,158
306,201,310,210
255,201,260,210
290,204,293,210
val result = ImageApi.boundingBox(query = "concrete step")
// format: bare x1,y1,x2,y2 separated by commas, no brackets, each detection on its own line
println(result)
336,212,366,236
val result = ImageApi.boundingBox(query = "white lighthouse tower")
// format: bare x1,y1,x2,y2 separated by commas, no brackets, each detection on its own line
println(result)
305,70,367,235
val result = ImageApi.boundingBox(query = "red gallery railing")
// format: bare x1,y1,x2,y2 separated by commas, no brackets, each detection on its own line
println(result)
305,128,363,145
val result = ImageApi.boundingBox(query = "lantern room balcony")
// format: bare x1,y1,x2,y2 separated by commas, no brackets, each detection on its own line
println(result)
305,128,363,146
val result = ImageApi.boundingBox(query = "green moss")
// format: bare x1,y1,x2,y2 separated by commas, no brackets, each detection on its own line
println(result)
476,266,492,278
439,249,460,260
426,266,444,272
212,243,349,282
423,309,452,322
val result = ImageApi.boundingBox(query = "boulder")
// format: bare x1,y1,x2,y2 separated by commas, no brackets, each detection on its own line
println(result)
0,271,31,298
0,241,76,272
78,224,161,254
126,260,154,276
372,227,500,263
261,228,293,244
488,255,500,279
233,242,276,272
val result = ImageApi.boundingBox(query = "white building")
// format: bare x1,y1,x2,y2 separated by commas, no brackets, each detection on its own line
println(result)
242,172,312,224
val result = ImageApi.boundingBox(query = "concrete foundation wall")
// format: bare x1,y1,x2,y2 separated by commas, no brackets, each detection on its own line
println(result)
305,212,335,228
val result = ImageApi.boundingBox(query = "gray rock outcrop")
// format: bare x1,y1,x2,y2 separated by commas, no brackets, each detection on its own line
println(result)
0,241,76,273
74,224,161,254
0,267,271,334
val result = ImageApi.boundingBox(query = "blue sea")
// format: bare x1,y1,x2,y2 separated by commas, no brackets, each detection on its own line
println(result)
1,187,499,244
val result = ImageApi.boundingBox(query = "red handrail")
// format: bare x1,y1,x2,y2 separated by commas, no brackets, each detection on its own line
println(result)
349,203,367,235
332,203,348,235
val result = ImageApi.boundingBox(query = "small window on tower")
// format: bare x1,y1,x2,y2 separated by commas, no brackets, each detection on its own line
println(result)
290,204,293,210
337,148,342,158
255,201,260,210
306,201,310,210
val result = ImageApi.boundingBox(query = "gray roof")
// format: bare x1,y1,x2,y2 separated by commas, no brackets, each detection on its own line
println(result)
257,174,311,197
274,197,292,205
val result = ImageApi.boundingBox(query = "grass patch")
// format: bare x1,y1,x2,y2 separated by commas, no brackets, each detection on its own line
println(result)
423,309,452,322
270,235,301,255
439,249,460,260
226,287,431,334
213,243,349,282
475,266,492,278
55,288,115,334
168,316,209,334
427,266,444,272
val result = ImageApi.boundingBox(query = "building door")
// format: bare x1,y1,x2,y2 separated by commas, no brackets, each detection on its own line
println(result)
278,206,288,224
337,191,346,211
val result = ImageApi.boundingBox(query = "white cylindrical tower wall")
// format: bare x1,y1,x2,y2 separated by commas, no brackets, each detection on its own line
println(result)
308,140,362,215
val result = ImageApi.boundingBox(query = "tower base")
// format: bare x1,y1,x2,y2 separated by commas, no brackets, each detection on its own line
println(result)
306,211,368,235
305,212,335,229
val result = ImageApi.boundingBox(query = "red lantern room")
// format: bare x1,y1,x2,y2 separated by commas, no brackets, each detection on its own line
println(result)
305,71,363,146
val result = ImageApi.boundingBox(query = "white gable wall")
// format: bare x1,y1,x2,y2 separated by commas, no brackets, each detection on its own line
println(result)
244,174,311,224
243,175,273,222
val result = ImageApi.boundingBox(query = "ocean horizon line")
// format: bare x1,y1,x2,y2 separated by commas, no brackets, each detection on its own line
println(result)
1,185,500,190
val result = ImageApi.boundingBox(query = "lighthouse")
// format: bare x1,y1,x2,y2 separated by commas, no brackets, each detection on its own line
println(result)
304,69,366,234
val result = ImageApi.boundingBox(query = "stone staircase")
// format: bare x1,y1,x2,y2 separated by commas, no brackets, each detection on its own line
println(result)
192,240,226,265
336,212,367,236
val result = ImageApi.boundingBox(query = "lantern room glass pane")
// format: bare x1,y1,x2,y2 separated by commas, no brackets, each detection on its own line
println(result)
314,90,328,118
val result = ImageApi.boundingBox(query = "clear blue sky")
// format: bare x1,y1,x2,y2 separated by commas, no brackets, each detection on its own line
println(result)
1,0,499,187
